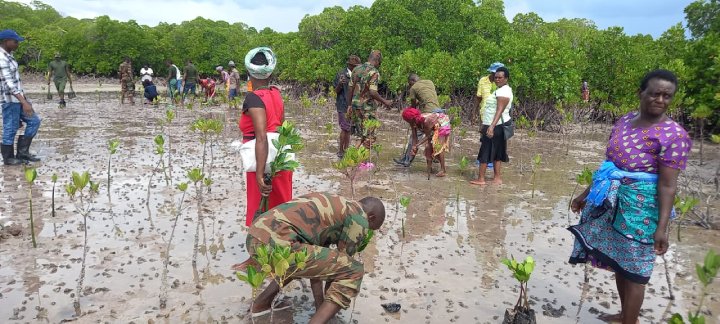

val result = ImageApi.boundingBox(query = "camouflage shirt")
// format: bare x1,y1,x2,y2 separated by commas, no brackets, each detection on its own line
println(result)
119,61,133,81
248,193,369,256
349,62,380,112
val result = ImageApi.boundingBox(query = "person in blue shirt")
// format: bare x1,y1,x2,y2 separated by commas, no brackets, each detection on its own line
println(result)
143,79,158,105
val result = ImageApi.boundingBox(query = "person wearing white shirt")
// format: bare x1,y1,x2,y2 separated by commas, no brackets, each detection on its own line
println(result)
471,66,513,186
140,64,153,82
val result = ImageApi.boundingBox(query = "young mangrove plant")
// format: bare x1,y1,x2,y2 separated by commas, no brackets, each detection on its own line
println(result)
333,146,371,199
458,156,470,177
159,180,189,309
236,244,308,323
24,167,37,248
187,168,206,266
161,109,176,185
154,134,170,186
190,117,224,188
255,121,303,216
65,171,100,316
673,195,700,242
568,166,593,222
107,139,120,193
670,250,720,324
359,119,381,148
51,173,57,218
501,255,537,324
530,154,542,198
399,196,411,239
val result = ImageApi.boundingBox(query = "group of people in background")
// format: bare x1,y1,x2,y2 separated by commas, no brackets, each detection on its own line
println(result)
0,26,698,324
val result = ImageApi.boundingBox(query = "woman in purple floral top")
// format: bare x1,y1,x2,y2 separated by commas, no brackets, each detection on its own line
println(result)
568,70,691,324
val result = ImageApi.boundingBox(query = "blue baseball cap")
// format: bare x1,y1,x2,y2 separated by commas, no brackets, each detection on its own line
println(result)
0,29,25,42
487,62,504,72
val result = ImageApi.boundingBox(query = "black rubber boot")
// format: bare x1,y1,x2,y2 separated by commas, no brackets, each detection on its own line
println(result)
16,135,40,162
402,154,416,167
1,144,23,165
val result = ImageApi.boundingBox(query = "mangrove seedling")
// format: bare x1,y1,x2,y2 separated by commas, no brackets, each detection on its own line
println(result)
154,134,170,186
187,167,206,266
458,156,470,177
333,146,371,199
51,173,57,218
256,121,303,217
24,167,37,248
190,117,224,186
236,244,308,322
159,181,189,309
674,195,700,242
531,154,542,198
359,119,382,148
568,166,593,222
501,255,537,324
399,196,411,239
670,250,720,324
65,171,100,316
107,139,120,193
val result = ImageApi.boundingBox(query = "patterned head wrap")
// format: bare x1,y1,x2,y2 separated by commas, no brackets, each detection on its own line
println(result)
244,47,277,80
402,107,423,125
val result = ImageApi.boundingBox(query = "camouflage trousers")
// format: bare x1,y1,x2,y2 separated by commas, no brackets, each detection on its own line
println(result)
246,234,364,309
121,79,134,101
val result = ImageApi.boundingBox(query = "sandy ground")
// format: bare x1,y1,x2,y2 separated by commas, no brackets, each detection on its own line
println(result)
0,82,719,324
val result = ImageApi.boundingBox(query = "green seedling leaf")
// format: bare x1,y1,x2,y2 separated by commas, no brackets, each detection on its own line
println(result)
154,134,165,146
24,167,37,184
51,173,58,183
89,181,100,194
358,229,375,252
176,182,188,192
65,183,77,197
187,168,204,183
108,139,120,154
203,178,213,187
399,196,411,209
669,313,686,324
576,166,593,186
711,134,720,144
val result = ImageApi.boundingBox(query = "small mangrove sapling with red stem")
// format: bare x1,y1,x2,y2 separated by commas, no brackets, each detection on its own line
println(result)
333,146,371,200
568,166,593,223
661,195,700,300
24,167,37,248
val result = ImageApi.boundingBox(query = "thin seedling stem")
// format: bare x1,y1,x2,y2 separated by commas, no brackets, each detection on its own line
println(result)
160,190,187,309
28,187,37,248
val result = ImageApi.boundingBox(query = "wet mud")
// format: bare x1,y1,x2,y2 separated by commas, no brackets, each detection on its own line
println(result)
1,86,719,323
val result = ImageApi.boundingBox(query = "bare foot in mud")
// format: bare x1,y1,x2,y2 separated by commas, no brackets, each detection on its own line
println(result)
492,178,503,185
435,171,446,177
599,313,637,323
231,258,258,272
469,179,487,185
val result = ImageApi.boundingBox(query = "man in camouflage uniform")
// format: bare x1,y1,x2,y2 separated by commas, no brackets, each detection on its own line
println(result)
238,192,385,323
345,50,393,146
119,57,134,105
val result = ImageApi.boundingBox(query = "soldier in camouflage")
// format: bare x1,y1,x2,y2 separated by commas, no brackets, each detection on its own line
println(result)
119,57,134,105
237,192,385,323
345,50,393,146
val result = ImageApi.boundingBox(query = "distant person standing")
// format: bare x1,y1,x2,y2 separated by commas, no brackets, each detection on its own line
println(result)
333,54,361,158
581,80,590,102
216,65,230,100
475,62,503,124
119,57,135,105
183,60,198,101
140,64,153,83
346,50,393,147
0,29,42,165
47,52,72,107
228,61,240,102
165,60,182,103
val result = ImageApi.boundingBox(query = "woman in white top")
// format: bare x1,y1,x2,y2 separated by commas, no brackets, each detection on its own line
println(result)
470,66,512,185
